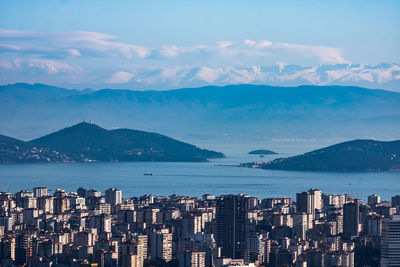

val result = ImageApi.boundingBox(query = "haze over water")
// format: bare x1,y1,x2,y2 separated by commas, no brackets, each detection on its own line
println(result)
1,150,399,202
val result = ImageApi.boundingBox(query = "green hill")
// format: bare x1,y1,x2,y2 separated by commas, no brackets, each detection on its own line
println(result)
250,139,400,172
1,123,224,163
0,134,71,163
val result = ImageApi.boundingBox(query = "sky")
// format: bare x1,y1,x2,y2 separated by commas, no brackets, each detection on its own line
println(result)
0,0,399,89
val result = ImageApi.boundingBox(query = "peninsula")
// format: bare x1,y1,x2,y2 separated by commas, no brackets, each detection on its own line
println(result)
242,139,400,172
0,123,224,163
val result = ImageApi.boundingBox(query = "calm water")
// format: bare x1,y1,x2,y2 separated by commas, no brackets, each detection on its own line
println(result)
0,152,399,202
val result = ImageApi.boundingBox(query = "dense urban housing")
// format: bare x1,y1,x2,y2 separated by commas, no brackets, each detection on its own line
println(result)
0,187,399,266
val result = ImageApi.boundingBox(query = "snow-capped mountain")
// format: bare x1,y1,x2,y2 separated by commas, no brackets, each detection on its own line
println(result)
94,63,400,91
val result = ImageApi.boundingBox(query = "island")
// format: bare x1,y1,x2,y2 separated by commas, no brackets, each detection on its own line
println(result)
241,139,400,172
248,149,278,155
0,122,224,163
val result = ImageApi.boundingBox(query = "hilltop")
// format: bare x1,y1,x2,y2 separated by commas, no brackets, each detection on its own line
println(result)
0,123,224,163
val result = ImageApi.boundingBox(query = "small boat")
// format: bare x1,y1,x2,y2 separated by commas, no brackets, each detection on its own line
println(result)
259,155,264,158
144,173,153,176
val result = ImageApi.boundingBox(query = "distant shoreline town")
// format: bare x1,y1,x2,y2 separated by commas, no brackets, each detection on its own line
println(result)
0,187,399,266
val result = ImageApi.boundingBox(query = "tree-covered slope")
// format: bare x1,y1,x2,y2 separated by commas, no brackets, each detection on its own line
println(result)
255,140,400,172
29,122,224,162
0,134,71,163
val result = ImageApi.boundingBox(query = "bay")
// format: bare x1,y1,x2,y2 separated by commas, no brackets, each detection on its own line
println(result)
0,152,399,202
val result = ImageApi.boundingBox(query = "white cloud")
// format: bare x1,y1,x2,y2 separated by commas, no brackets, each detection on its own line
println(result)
67,49,81,56
106,71,135,84
0,59,15,70
0,43,23,51
244,39,256,46
275,43,348,64
252,65,261,74
13,58,22,68
0,29,349,66
256,40,273,49
159,45,180,57
26,59,78,74
0,57,84,85
0,29,150,59
0,58,80,74
154,39,345,65
217,41,234,49
5,28,400,89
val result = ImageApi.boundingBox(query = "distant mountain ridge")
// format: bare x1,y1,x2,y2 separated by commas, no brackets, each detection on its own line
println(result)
243,139,400,172
1,83,400,144
59,63,400,91
0,123,224,163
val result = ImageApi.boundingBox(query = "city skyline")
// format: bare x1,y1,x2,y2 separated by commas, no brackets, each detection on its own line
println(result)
1,186,399,266
1,1,399,266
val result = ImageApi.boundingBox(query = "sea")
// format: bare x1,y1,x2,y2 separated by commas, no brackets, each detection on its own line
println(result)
0,144,399,202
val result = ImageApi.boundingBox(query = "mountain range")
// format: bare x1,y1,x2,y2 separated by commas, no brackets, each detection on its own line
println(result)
74,63,400,91
242,139,400,172
0,123,224,163
1,83,400,149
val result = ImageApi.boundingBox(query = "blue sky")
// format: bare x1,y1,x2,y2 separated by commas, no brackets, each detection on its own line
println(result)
0,0,399,88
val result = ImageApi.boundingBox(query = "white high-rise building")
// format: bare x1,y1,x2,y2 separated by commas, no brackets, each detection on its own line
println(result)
150,228,172,262
93,214,112,233
37,196,54,214
179,251,205,267
323,194,346,208
309,188,322,211
381,215,400,267
296,189,322,219
86,189,101,198
33,187,49,198
182,215,202,238
105,188,122,205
